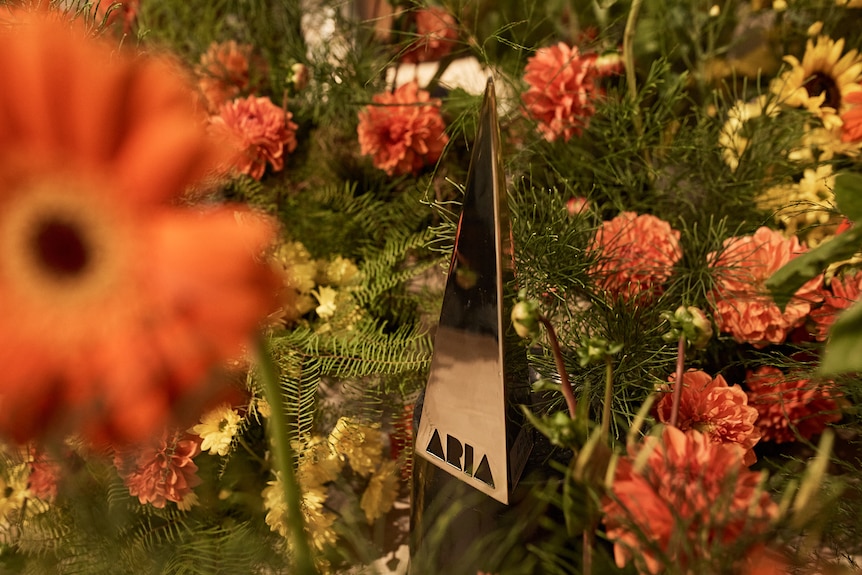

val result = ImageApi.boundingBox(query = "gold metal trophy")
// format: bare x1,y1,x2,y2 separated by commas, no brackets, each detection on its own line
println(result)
410,77,532,573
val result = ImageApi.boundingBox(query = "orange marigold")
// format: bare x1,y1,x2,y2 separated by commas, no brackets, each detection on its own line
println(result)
400,7,458,63
709,227,823,347
746,366,842,443
602,427,777,575
657,370,761,465
357,81,449,176
0,11,280,445
211,95,299,180
114,430,202,509
589,212,682,302
521,42,599,142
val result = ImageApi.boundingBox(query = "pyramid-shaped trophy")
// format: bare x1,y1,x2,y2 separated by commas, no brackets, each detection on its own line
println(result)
410,77,532,573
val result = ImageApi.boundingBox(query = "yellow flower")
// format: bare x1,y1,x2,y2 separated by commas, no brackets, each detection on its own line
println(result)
718,95,780,171
328,417,384,477
190,403,242,456
771,35,862,125
297,438,344,489
319,256,360,287
262,475,338,551
360,460,400,523
758,164,840,246
312,286,338,319
274,241,317,294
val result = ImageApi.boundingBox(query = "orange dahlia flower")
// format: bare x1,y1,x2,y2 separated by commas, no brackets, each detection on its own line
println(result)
656,370,761,465
357,81,449,176
114,430,202,509
522,42,599,142
0,11,280,445
709,227,823,347
842,90,862,143
400,7,458,64
589,212,682,303
603,427,777,575
211,95,299,180
811,271,862,341
197,40,267,112
746,366,842,443
94,0,140,34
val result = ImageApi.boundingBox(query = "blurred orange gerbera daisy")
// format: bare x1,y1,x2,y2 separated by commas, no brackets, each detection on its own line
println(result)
0,11,280,445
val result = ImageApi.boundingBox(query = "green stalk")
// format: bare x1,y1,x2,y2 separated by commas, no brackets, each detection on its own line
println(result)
538,315,577,418
623,0,644,131
256,335,318,575
600,355,614,442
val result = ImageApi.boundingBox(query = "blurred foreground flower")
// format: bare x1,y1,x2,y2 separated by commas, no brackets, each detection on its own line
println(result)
0,11,280,445
210,95,299,180
709,227,822,347
603,426,777,574
357,81,449,176
746,366,843,443
589,212,682,303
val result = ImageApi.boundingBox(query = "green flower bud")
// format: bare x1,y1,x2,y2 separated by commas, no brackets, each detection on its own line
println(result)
511,297,540,339
663,305,713,349
577,336,623,367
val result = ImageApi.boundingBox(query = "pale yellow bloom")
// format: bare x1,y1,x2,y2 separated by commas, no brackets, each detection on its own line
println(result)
297,438,344,489
718,95,780,171
191,404,242,456
0,463,30,524
759,164,840,246
360,460,400,523
328,417,385,476
262,475,338,551
319,256,360,286
312,286,338,318
274,241,317,294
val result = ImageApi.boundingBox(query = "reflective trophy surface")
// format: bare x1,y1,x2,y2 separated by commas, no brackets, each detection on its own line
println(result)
409,78,534,574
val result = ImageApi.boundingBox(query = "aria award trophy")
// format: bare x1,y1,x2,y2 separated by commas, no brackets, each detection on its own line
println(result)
409,77,533,574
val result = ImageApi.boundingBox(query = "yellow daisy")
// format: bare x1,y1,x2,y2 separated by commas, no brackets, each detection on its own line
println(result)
190,403,242,456
758,164,840,246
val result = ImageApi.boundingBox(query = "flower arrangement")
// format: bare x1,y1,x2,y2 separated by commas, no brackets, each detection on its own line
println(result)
2,1,862,575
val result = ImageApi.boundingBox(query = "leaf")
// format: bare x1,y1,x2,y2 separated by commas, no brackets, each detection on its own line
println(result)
819,299,862,375
766,226,862,311
834,172,862,222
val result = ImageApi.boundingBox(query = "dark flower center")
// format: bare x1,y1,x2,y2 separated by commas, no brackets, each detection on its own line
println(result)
32,218,90,278
804,72,841,109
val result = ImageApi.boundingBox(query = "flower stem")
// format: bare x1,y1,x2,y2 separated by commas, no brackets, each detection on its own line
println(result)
255,335,318,575
538,315,577,418
601,355,614,441
623,0,644,133
669,335,686,428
